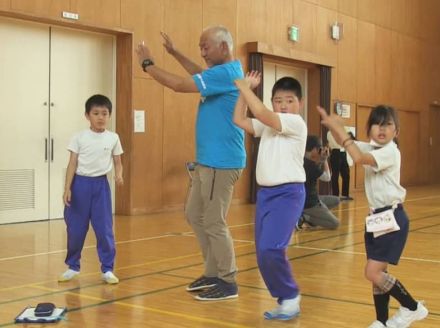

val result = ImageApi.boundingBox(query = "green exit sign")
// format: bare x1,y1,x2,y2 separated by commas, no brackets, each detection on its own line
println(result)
288,25,299,42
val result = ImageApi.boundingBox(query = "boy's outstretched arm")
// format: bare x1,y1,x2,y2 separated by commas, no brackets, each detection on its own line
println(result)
63,152,78,206
113,155,124,186
316,106,376,166
234,71,282,132
233,94,254,135
161,32,203,75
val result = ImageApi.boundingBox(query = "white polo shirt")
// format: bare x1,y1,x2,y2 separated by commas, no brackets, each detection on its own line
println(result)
68,129,123,177
252,113,307,186
356,140,406,209
327,130,347,152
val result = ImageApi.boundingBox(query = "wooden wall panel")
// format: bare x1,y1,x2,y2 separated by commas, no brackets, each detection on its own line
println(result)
131,79,164,213
330,66,337,100
316,6,337,63
162,0,202,207
2,0,440,213
0,0,10,10
336,14,357,102
428,107,440,184
356,0,392,29
418,110,430,184
391,0,409,35
163,0,203,73
264,0,293,48
71,0,120,28
354,105,370,189
307,67,322,136
203,0,237,47
399,111,420,185
372,0,391,29
115,33,133,215
356,21,375,105
338,0,356,17
292,0,317,54
374,26,392,105
357,0,374,24
10,0,69,18
426,45,440,103
406,37,423,111
121,0,164,78
236,0,267,65
390,32,406,110
406,0,422,39
318,0,337,11
420,0,440,43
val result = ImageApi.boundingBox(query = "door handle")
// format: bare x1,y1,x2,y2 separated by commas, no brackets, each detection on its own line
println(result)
45,138,48,162
51,138,54,162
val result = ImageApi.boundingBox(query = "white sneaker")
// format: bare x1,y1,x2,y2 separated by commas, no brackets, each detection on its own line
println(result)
386,301,428,328
368,320,387,328
102,271,119,284
58,269,80,282
264,295,301,320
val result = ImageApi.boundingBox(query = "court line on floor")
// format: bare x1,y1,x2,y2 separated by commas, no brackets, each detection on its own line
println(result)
1,194,438,263
336,194,440,212
238,283,440,318
0,233,177,263
1,216,439,306
0,284,250,328
0,243,253,293
0,219,439,328
0,212,438,294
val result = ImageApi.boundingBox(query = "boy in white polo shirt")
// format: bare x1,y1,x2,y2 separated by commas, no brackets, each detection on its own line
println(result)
234,72,307,320
58,94,123,284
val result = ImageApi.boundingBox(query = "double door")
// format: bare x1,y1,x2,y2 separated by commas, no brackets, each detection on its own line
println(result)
0,17,115,223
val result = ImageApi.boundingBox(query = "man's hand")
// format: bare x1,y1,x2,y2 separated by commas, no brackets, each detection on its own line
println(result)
135,41,154,67
160,32,176,55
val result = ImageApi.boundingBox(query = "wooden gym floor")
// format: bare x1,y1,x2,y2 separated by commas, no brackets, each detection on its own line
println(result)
0,184,439,327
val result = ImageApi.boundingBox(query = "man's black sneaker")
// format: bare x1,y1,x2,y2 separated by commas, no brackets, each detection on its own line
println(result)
186,276,219,292
195,280,238,301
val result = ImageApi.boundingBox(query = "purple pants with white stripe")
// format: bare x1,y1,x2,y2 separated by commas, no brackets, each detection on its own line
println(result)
64,174,115,273
255,183,305,303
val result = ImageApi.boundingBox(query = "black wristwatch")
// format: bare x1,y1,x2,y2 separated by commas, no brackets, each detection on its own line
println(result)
141,58,154,72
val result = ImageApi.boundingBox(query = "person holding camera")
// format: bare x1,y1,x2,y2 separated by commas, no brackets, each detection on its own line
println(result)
297,135,340,229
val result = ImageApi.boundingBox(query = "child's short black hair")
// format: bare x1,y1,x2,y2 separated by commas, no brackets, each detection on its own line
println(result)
367,105,399,136
271,77,302,100
85,94,112,114
306,135,322,152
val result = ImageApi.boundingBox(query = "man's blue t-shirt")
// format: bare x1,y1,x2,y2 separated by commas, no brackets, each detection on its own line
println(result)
192,60,246,169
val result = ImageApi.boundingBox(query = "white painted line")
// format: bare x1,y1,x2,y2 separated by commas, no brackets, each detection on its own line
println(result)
293,245,440,264
0,195,438,263
0,233,176,262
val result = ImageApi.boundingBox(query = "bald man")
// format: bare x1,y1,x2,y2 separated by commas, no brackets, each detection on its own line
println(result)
136,26,244,301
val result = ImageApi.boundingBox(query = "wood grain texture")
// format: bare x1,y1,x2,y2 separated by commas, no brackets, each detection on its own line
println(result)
2,0,440,214
0,184,439,327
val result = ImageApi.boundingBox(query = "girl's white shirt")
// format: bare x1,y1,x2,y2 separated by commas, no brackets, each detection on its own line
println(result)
351,140,406,209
